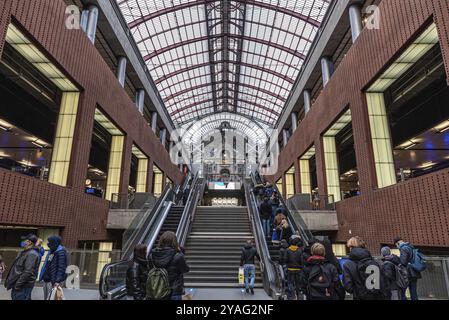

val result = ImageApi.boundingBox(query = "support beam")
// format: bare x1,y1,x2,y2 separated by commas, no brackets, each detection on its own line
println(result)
304,89,312,114
151,112,158,133
291,113,298,132
283,129,289,147
135,89,145,114
116,56,127,87
349,4,363,43
321,56,334,87
86,6,99,44
160,128,167,147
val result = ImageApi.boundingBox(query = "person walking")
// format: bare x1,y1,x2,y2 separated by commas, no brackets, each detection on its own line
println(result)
342,236,385,300
126,244,150,300
149,231,190,300
4,234,40,300
301,243,341,300
394,237,425,300
284,236,306,300
36,238,46,263
240,240,260,295
39,236,68,300
380,247,408,300
259,197,273,238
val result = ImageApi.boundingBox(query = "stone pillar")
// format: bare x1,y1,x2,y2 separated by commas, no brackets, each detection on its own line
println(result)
135,89,145,114
349,4,363,43
116,56,127,88
291,113,298,132
321,56,334,87
86,6,99,44
304,89,312,114
151,112,158,133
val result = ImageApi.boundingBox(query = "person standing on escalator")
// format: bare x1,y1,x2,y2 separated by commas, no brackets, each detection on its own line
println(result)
259,197,273,238
284,236,306,300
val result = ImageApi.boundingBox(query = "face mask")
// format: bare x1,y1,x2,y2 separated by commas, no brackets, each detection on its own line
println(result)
20,241,28,248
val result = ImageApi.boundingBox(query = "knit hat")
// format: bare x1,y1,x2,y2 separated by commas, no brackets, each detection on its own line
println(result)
381,246,391,257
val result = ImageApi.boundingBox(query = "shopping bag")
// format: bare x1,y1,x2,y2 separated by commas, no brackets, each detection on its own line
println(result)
48,286,65,300
238,267,245,285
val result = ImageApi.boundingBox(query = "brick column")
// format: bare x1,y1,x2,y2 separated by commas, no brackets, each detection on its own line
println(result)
294,159,301,194
314,137,327,197
67,93,97,191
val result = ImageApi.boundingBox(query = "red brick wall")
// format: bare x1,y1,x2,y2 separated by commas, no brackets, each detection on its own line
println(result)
0,0,184,247
269,0,449,250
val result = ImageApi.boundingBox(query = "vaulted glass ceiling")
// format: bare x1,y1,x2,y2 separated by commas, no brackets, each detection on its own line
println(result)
118,0,331,141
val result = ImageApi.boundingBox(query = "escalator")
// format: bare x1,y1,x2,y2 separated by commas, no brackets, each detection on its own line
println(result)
99,174,197,299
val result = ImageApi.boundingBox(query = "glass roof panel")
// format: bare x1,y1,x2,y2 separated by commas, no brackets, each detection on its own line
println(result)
118,0,331,139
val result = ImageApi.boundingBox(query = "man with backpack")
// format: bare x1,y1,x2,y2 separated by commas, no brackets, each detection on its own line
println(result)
394,237,426,300
343,236,386,300
380,247,408,300
148,231,190,300
301,243,341,300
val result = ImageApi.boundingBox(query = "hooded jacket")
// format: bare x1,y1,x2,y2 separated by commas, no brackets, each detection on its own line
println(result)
40,236,68,285
150,247,190,296
5,246,40,290
126,256,150,300
284,245,306,271
381,254,402,291
240,244,260,266
342,247,385,300
301,256,340,300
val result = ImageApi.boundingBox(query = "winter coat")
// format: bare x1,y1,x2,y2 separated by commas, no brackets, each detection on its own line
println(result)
279,225,293,242
279,241,290,265
381,254,402,292
40,245,68,285
240,244,260,266
259,201,273,220
126,257,150,300
301,256,340,300
284,245,306,271
342,247,385,300
399,243,422,279
5,247,40,290
150,247,190,296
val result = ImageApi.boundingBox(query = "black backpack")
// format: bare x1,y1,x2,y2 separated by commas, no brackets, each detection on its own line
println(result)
307,264,334,300
356,258,385,299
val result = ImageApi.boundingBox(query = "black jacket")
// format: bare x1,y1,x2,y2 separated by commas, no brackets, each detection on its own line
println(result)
381,255,401,292
342,248,385,300
284,245,306,271
5,247,40,290
259,201,272,220
399,243,422,279
150,247,190,296
279,241,290,265
301,256,340,300
279,226,293,242
240,245,260,266
126,257,150,300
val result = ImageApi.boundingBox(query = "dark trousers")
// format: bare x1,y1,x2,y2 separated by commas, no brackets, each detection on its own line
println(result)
287,271,303,300
11,287,33,300
409,278,419,300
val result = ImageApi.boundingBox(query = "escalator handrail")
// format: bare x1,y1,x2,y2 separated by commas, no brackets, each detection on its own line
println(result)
244,180,283,299
121,185,172,260
99,186,173,299
177,176,205,247
175,173,198,242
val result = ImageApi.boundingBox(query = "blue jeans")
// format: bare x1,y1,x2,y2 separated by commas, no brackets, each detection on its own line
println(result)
244,264,256,290
262,219,271,237
171,295,182,300
409,278,419,300
11,287,33,300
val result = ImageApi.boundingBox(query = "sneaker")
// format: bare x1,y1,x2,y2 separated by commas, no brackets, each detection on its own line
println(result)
245,289,250,294
251,289,255,295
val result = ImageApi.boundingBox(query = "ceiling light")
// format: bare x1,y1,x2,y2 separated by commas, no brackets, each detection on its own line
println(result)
419,161,435,170
434,120,449,133
0,125,11,132
399,139,419,150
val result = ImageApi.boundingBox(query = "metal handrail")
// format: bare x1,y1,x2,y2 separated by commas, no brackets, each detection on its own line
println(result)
177,176,205,247
121,185,172,260
176,173,198,241
99,186,172,299
244,179,283,299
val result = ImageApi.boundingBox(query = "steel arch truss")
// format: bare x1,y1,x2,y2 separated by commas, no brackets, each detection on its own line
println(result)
118,0,332,135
